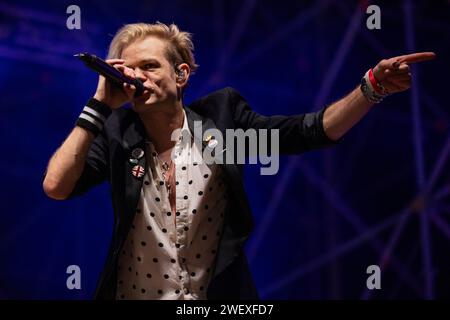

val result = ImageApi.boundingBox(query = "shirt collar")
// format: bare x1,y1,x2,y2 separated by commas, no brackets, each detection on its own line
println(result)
177,108,192,144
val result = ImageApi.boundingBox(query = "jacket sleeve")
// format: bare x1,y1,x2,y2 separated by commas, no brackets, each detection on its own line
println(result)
67,129,110,198
227,87,341,155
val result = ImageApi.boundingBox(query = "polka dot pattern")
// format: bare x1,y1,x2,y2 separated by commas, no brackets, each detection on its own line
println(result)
116,110,228,300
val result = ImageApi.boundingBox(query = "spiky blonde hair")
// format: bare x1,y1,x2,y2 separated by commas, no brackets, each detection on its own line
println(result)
107,22,199,73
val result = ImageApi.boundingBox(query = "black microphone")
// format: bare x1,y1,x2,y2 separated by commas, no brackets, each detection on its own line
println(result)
75,52,145,97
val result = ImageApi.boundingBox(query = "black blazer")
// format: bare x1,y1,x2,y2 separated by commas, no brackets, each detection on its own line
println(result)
66,87,338,299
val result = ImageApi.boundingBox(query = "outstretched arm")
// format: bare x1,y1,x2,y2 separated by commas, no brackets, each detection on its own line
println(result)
323,52,436,141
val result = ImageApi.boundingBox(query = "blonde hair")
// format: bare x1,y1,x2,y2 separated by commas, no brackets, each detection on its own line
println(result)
107,22,199,74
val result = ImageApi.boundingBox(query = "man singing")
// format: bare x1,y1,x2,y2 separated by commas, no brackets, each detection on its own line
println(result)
43,22,435,299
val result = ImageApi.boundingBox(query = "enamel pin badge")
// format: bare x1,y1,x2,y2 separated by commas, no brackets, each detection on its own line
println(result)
131,165,145,178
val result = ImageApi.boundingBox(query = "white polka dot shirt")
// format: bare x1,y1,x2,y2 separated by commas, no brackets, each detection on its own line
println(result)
116,110,228,300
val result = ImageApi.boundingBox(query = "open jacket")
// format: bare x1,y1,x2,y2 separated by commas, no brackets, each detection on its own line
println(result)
64,87,339,299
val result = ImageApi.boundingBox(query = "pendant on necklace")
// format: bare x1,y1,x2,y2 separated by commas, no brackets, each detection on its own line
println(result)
161,162,170,171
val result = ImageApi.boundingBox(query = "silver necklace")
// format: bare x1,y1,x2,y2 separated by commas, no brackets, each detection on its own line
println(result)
156,155,174,193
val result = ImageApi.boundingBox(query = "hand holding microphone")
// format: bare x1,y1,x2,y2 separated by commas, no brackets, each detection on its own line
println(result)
75,53,147,109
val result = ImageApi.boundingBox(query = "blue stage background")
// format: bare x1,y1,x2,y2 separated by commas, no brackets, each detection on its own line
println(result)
1,0,450,299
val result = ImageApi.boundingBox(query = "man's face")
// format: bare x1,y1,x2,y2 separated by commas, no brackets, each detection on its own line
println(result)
121,36,180,114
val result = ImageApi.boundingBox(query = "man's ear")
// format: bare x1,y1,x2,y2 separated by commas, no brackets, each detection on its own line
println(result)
175,63,190,88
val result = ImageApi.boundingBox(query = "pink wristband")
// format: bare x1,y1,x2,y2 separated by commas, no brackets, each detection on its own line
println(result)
368,68,382,94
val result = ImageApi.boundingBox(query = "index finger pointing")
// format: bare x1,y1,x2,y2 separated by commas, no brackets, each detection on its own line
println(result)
397,52,436,64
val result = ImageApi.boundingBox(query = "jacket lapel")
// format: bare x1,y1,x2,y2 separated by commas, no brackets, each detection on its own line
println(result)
185,107,252,221
122,114,147,229
185,107,253,277
185,107,232,172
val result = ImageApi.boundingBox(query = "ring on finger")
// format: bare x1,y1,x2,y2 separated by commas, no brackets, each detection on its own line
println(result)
378,83,389,95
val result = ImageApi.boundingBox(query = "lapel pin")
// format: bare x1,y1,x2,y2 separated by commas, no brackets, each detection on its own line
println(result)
131,165,145,178
208,139,218,148
204,135,218,148
131,148,144,159
129,158,138,164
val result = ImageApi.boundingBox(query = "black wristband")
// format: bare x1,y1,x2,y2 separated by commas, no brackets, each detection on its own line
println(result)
76,98,112,136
